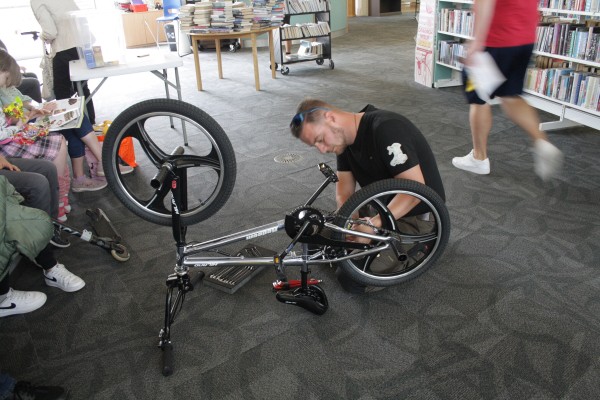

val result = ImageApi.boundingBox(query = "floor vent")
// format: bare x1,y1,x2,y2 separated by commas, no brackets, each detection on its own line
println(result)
274,152,302,163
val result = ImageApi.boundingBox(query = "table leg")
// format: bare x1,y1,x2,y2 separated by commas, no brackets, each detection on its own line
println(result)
251,33,260,91
192,37,203,91
215,39,223,79
268,29,276,80
163,68,175,128
174,67,188,145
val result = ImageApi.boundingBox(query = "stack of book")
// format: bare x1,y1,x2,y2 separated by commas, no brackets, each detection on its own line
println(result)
191,2,212,32
271,0,286,25
233,2,254,32
179,4,196,34
252,0,275,30
211,1,235,32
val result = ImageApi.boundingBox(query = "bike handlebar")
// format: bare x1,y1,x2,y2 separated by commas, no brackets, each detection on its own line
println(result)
151,146,185,189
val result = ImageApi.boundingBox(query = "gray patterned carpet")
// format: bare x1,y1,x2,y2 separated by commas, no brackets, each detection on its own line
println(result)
2,14,600,400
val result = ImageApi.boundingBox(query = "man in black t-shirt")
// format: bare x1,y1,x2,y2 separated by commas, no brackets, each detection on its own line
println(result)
290,99,445,293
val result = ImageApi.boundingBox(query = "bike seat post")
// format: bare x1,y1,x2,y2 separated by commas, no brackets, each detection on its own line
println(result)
300,243,310,290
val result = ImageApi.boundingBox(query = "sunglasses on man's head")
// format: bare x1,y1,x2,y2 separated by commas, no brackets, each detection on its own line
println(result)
290,107,330,128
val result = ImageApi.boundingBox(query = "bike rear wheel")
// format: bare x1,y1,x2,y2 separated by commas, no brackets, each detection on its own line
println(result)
102,99,236,226
333,179,450,287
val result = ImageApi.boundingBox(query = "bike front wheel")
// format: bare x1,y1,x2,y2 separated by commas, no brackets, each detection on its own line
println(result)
102,99,236,226
333,179,450,287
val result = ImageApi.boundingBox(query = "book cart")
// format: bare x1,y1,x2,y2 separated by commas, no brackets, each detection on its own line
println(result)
523,2,600,131
272,0,334,75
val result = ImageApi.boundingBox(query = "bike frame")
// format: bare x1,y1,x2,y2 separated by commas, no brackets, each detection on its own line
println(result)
169,163,400,277
157,162,435,376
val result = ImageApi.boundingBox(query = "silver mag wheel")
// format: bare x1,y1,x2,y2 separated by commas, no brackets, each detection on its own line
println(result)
333,178,450,287
101,98,236,226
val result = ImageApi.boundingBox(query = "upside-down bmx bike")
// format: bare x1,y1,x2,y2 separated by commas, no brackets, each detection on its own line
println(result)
101,99,450,376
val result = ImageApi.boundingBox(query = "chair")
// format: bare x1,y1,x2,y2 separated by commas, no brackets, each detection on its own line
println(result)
156,0,181,48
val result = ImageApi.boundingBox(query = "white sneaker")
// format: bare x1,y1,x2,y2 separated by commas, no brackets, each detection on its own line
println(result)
533,139,563,181
0,288,47,317
452,150,490,175
44,264,85,292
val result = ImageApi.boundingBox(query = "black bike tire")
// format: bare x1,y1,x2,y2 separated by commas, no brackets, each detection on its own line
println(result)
102,99,236,226
333,178,450,286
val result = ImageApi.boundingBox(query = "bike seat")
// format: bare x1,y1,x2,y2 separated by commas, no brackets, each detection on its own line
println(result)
275,285,328,315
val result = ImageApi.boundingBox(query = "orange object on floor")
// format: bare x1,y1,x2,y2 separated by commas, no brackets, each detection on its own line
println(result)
96,121,138,167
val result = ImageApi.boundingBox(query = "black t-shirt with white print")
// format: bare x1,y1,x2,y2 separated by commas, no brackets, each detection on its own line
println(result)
336,104,445,215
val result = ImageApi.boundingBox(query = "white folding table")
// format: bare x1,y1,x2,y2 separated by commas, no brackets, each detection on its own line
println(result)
69,54,188,143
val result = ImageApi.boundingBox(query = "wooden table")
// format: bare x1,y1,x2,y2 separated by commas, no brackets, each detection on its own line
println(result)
189,26,277,91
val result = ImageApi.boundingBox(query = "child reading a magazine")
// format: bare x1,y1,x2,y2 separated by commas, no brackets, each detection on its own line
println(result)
0,50,131,196
0,49,72,222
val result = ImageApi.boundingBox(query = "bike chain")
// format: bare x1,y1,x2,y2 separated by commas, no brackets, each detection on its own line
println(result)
308,206,402,240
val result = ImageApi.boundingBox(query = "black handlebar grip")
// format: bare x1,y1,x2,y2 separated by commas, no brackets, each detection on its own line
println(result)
161,343,174,376
150,146,185,189
151,164,172,189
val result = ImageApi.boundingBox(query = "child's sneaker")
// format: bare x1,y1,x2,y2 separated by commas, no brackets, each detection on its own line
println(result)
50,226,70,248
96,163,134,177
71,176,107,192
452,150,491,175
56,210,67,223
44,264,85,292
0,288,47,317
59,200,72,214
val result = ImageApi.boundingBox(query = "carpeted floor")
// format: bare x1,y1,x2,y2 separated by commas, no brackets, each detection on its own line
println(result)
1,14,600,400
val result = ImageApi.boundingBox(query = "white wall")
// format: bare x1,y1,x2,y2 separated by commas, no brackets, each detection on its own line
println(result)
0,0,109,60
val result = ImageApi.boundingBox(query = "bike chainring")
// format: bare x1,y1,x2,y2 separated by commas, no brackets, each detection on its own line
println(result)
284,206,326,238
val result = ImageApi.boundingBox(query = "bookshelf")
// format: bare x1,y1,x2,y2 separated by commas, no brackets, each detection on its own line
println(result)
273,0,334,75
523,3,600,130
433,0,473,88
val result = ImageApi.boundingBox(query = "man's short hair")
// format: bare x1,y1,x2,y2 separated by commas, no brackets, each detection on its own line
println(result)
289,98,332,138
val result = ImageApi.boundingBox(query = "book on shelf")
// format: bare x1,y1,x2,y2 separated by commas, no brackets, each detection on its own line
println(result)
538,0,600,12
526,65,600,111
297,39,323,58
286,0,328,14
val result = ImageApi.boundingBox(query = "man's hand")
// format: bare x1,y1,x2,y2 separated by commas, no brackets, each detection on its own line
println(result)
0,156,20,171
347,217,378,244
